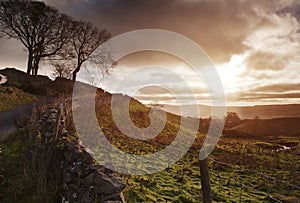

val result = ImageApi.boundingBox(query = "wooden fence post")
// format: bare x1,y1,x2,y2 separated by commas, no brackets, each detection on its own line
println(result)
53,104,62,145
199,158,212,203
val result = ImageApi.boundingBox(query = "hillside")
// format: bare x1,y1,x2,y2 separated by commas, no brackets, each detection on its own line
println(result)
0,85,38,112
0,68,299,202
224,117,300,139
162,103,300,119
0,68,74,96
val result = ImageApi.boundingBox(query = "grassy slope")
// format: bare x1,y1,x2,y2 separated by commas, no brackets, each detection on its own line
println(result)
0,86,39,112
1,68,299,202
91,91,300,202
0,130,57,202
163,104,300,119
0,67,56,113
227,118,300,138
0,67,77,112
0,131,39,202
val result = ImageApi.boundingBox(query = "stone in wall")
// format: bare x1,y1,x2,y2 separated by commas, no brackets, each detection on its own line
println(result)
39,103,126,203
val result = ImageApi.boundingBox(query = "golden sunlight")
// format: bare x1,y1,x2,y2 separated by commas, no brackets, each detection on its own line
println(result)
215,54,246,93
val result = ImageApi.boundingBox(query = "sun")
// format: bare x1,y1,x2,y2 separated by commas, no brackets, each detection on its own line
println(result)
215,54,246,93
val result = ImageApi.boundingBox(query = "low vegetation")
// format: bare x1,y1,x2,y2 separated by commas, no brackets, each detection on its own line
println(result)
0,128,62,202
69,89,299,202
1,69,299,202
0,85,38,112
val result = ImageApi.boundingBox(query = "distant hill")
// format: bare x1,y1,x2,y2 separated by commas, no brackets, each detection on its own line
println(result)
0,68,185,144
223,117,300,140
225,104,300,119
0,67,75,96
2,67,299,141
3,67,299,120
161,104,300,119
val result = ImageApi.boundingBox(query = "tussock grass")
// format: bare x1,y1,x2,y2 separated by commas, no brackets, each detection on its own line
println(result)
0,86,39,112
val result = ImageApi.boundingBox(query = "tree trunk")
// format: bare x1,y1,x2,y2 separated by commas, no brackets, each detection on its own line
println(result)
27,50,33,74
199,158,212,203
72,63,82,81
33,57,41,76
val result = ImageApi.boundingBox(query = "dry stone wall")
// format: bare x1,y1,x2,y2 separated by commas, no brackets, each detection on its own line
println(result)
39,102,126,203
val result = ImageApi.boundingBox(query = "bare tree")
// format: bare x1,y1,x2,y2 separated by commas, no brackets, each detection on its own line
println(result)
0,0,71,75
69,20,112,81
52,63,73,79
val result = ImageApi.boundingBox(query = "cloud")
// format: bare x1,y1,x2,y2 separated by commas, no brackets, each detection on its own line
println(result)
3,0,300,67
250,83,300,93
137,84,207,95
0,38,27,70
1,0,300,105
134,93,209,104
238,92,300,101
242,7,300,71
117,51,183,69
245,51,288,70
45,0,300,64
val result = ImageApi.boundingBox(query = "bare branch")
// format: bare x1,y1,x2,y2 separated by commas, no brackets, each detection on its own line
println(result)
0,0,72,75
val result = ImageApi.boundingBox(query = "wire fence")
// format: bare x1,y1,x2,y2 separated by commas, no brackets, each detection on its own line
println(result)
208,158,300,202
138,137,300,202
61,99,300,202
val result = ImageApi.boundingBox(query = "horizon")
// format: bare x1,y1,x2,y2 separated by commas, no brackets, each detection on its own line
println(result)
1,66,300,108
1,0,299,106
1,66,299,108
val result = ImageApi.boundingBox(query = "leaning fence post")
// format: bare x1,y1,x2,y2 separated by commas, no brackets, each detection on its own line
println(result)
53,103,63,145
199,158,212,203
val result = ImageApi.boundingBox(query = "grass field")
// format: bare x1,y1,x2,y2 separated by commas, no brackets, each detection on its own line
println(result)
100,136,300,202
91,93,300,202
0,86,39,112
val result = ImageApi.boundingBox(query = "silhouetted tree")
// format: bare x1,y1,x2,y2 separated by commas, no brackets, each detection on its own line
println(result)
0,0,71,75
225,112,242,128
52,63,73,79
69,20,112,81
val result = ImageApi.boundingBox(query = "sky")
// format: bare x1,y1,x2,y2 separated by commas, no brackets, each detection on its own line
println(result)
0,0,299,106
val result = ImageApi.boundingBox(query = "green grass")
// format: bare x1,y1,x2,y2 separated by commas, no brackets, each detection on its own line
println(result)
103,138,299,202
0,86,39,112
1,70,299,202
0,130,38,202
0,127,62,202
90,92,300,202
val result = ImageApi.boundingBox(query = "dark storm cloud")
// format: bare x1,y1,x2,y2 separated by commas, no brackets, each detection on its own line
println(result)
45,0,298,63
2,0,299,69
276,1,300,20
1,0,300,105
